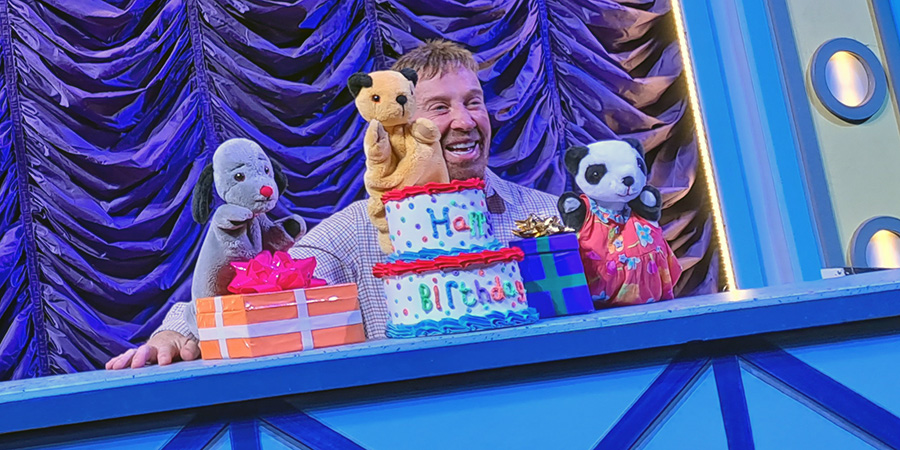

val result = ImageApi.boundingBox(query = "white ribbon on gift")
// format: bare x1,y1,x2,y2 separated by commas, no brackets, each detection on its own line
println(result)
198,290,362,359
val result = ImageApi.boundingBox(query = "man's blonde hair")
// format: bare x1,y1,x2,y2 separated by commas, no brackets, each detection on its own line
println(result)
391,39,479,80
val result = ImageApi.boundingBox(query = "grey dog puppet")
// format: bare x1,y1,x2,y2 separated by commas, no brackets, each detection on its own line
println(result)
191,138,307,301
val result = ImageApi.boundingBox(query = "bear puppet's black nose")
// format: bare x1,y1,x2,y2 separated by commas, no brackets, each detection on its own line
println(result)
396,95,408,106
622,176,635,187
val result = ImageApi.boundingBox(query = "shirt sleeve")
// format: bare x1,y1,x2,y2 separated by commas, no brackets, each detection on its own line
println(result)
152,301,198,341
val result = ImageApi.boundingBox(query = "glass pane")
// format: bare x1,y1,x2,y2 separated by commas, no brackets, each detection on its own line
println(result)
825,51,871,107
865,230,900,268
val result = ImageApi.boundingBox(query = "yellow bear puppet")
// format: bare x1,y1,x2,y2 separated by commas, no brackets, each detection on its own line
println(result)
348,69,450,253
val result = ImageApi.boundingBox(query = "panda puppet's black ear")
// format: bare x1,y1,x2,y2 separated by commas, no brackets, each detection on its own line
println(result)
622,137,644,155
192,163,215,224
622,138,648,173
564,145,589,175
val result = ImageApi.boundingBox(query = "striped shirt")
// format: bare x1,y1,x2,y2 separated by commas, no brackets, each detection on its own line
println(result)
157,169,560,340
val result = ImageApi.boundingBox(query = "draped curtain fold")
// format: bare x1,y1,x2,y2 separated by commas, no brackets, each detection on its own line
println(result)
0,0,719,380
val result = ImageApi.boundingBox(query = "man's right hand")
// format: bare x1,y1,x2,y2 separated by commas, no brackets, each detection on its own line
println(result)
105,330,201,370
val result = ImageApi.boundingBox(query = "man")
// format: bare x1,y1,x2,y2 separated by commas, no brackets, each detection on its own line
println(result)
106,40,560,370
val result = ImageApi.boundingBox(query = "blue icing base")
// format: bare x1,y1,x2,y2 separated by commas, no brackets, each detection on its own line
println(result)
387,240,503,263
385,308,539,338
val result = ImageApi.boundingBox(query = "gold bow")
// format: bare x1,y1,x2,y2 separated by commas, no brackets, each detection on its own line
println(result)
512,214,574,238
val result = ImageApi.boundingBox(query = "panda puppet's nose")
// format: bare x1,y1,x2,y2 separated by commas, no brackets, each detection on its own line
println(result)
260,185,274,198
622,176,635,187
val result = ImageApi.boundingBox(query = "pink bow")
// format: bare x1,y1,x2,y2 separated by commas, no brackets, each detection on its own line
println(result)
228,251,327,294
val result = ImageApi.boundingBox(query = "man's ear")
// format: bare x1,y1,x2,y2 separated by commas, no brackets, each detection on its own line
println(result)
272,159,288,195
192,164,215,224
564,145,589,175
399,68,418,86
347,73,373,97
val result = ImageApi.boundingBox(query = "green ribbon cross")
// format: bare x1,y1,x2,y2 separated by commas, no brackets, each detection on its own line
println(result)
522,236,588,315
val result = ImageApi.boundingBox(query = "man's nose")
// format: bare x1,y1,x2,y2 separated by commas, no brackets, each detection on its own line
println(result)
450,107,476,130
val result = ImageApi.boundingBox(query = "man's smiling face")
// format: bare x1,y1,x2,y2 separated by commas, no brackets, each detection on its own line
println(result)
413,66,491,180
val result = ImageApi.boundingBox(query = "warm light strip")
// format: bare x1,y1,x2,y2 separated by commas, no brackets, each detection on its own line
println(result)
670,0,737,290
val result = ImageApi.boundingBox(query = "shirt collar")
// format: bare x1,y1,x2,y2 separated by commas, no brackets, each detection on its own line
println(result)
587,197,631,224
483,169,518,204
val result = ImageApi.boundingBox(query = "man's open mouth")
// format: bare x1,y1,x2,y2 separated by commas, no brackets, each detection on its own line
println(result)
446,141,478,156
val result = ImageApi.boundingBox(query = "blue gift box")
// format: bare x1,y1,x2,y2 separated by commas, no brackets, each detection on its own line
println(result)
509,233,594,318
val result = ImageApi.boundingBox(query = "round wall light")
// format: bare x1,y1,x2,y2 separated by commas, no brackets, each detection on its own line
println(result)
849,216,900,268
811,38,887,123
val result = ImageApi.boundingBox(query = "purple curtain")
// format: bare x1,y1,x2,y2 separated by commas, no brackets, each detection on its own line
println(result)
0,0,719,380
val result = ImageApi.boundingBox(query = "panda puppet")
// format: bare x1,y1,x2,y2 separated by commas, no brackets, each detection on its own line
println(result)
558,139,682,307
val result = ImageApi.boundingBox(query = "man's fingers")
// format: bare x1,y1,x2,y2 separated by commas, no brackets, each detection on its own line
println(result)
131,345,157,369
157,344,176,366
111,348,136,370
180,339,201,361
105,355,119,370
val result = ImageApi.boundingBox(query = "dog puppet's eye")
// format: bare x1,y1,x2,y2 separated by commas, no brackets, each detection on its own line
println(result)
234,173,245,182
264,166,270,174
372,95,380,103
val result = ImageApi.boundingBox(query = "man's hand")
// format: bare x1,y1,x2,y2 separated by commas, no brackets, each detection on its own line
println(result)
105,330,201,370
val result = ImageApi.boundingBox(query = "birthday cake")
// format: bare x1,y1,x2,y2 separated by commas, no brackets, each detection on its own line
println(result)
373,179,539,338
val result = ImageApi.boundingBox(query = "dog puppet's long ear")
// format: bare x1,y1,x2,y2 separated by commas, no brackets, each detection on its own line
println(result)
192,163,215,224
347,73,373,97
272,159,288,195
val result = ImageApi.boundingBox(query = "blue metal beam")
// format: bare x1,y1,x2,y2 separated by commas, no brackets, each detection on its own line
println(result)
594,352,709,449
262,408,364,450
743,342,900,448
713,356,755,450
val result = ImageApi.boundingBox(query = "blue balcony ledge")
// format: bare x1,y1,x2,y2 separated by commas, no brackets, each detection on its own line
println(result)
0,269,898,435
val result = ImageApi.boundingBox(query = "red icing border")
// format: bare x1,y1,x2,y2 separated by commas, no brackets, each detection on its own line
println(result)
380,178,485,203
373,247,524,277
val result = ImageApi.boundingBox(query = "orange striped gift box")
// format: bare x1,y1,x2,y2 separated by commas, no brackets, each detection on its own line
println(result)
196,283,364,360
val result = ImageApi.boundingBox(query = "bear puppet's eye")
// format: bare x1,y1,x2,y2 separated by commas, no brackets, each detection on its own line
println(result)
372,95,380,103
234,173,245,182
265,166,270,174
637,158,646,173
584,164,607,185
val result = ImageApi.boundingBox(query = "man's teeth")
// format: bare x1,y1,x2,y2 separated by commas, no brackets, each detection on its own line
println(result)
447,142,476,151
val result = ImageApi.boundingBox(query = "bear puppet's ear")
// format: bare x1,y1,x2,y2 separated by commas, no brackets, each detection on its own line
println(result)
399,68,418,86
564,145,589,176
347,73,373,97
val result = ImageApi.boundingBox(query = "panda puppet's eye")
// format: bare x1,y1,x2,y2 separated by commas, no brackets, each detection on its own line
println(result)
636,158,646,174
584,164,607,185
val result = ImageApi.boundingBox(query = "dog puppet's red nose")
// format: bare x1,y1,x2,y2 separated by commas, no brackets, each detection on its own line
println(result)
260,185,274,197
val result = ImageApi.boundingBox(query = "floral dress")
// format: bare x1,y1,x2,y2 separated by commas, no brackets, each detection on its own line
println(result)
576,194,682,307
